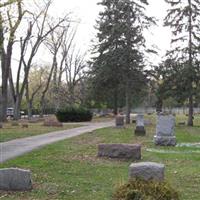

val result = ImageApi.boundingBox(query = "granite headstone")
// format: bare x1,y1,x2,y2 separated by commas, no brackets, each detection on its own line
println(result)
0,168,32,191
129,162,165,182
154,114,176,146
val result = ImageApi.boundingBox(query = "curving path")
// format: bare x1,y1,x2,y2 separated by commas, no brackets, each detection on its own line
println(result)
0,121,114,163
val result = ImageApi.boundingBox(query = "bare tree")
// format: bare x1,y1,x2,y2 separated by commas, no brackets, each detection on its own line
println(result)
25,65,45,119
65,46,86,105
8,0,67,120
0,0,19,8
0,0,25,121
42,24,76,112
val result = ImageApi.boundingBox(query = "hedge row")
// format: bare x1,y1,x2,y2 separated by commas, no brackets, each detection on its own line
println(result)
56,107,93,122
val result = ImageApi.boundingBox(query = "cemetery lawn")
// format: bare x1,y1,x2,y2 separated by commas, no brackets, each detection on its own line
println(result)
1,115,200,199
0,122,81,142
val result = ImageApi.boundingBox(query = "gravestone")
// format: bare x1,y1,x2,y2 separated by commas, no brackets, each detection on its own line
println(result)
0,168,32,191
115,115,124,128
43,118,63,127
0,123,3,128
135,114,146,136
144,119,152,126
11,121,19,126
129,162,165,182
154,114,176,146
22,124,29,128
98,144,141,160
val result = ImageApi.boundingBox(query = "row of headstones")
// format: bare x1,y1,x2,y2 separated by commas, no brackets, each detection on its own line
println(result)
0,118,63,129
0,114,174,191
98,144,164,181
98,113,176,182
0,154,164,192
116,113,176,146
0,150,165,191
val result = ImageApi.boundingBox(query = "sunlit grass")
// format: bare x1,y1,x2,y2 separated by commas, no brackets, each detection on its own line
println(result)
0,122,81,142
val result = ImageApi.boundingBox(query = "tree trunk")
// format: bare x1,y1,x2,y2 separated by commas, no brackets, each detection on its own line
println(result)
13,97,21,120
26,83,32,120
1,43,14,121
27,100,33,120
53,56,59,111
125,81,131,124
0,80,8,122
156,97,163,113
68,85,75,105
40,95,45,118
113,88,118,115
187,0,193,126
187,95,193,126
0,58,8,122
40,58,55,117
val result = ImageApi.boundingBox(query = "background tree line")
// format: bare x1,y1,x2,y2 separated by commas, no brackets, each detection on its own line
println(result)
89,0,200,127
0,0,87,121
1,0,200,127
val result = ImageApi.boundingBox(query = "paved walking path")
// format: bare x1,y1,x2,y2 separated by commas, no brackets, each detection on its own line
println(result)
0,121,114,163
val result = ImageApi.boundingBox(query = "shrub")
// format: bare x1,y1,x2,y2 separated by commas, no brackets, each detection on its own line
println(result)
56,107,93,122
113,179,179,200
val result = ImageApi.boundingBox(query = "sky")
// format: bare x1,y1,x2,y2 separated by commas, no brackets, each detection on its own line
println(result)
46,0,171,62
44,0,172,65
11,0,172,68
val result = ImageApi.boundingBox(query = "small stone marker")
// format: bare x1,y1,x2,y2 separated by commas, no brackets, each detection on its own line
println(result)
154,114,176,146
0,123,3,128
115,115,124,128
11,121,19,126
0,168,32,191
22,124,29,128
43,119,63,127
98,144,141,160
135,114,146,136
144,119,152,126
129,162,165,182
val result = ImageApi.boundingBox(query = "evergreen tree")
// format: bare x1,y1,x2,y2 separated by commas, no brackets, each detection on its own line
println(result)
90,0,155,123
164,0,200,126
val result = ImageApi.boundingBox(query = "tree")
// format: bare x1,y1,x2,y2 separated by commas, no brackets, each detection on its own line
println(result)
164,0,200,126
44,23,75,111
91,0,155,123
64,46,86,105
0,0,25,121
8,0,67,120
41,23,87,114
150,60,185,112
25,65,46,119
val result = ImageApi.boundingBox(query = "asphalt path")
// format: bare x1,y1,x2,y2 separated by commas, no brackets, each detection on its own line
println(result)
0,121,114,163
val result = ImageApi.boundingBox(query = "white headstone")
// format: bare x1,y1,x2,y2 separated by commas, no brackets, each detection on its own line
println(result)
135,114,146,136
136,114,144,127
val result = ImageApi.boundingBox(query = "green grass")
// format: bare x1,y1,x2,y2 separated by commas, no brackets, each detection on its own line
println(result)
1,114,200,199
0,122,81,142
